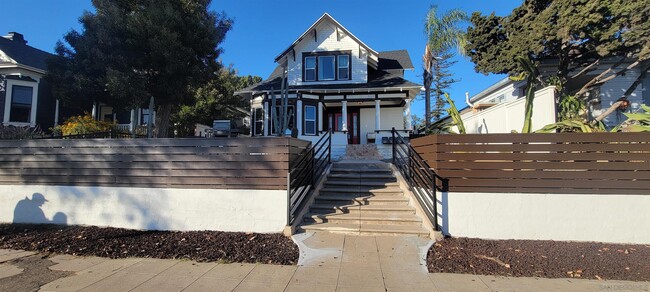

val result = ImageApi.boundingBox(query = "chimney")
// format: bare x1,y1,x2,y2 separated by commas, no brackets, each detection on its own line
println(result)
3,32,27,45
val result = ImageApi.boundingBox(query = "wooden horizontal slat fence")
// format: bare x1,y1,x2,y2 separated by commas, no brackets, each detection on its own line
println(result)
0,138,311,190
411,133,650,194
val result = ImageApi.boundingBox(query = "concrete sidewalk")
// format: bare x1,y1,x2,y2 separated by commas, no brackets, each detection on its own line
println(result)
1,233,649,291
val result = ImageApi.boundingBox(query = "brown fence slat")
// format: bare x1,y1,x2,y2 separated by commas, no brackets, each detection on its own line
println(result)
0,137,308,190
413,132,650,194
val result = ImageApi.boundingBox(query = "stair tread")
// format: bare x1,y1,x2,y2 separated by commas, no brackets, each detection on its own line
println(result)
311,203,414,210
304,213,422,221
316,194,407,201
300,222,429,235
325,180,399,185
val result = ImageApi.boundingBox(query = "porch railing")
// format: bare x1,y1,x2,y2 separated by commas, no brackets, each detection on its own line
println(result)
288,130,332,225
391,128,446,231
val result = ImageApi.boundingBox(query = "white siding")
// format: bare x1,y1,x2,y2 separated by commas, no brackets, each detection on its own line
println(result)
287,20,368,86
592,68,645,127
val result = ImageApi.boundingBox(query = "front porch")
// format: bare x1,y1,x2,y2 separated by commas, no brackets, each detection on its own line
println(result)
252,92,415,160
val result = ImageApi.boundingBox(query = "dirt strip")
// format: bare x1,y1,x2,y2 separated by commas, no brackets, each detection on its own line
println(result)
0,224,298,265
428,237,650,281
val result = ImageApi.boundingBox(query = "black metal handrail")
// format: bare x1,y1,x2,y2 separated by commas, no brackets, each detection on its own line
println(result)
287,129,332,224
391,127,446,231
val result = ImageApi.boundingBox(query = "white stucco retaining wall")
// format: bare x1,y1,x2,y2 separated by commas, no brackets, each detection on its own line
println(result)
0,185,288,233
438,192,650,244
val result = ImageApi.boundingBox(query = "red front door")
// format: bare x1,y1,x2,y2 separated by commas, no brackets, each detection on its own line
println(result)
329,110,360,144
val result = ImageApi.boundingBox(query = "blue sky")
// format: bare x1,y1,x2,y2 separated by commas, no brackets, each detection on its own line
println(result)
0,0,522,119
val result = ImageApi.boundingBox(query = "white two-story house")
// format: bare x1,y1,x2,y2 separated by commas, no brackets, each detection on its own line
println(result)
236,13,421,159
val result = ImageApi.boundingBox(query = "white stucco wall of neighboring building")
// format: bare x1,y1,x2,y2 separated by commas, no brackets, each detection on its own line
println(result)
438,191,650,244
462,86,557,133
0,185,288,233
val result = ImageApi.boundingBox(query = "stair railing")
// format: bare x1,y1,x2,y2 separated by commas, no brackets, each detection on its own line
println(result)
287,129,332,225
391,128,446,231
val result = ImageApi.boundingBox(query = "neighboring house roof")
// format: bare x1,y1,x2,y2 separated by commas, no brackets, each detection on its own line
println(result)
275,13,378,62
377,50,414,70
0,32,54,73
468,77,513,103
239,50,420,94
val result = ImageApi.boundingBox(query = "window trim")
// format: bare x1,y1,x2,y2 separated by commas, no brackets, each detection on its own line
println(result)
302,51,352,82
303,104,317,135
3,78,38,127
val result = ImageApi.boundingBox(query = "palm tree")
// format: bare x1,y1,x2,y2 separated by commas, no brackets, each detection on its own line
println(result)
423,6,468,131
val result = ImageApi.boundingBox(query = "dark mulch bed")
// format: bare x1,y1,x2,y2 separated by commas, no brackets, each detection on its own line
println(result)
428,237,650,282
0,224,298,265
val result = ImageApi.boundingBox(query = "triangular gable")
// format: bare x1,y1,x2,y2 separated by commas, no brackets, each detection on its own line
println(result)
274,13,378,63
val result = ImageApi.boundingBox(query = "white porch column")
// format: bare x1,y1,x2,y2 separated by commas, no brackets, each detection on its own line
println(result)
91,103,97,120
296,99,303,135
375,99,381,132
405,99,412,130
130,109,136,133
263,101,269,136
341,100,348,132
318,102,324,132
54,99,60,126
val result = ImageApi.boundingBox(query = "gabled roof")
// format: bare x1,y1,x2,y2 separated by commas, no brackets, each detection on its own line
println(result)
274,13,379,62
377,50,414,70
0,35,54,72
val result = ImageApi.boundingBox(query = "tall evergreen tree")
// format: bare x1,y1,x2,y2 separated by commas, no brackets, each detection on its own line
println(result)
430,53,458,122
423,6,468,130
47,0,232,137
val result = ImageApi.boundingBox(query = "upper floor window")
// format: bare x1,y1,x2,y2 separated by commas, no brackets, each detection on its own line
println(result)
10,85,33,123
305,57,316,81
303,51,351,82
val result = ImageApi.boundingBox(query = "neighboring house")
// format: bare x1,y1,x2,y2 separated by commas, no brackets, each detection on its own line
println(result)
0,32,59,130
236,13,421,158
460,61,650,133
94,103,155,133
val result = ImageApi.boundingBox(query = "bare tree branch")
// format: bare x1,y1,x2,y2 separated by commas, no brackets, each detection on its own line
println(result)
568,59,601,80
575,57,630,98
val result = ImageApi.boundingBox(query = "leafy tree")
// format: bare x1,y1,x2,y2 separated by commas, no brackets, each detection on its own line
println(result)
423,6,468,130
466,0,650,121
46,0,232,137
173,65,261,137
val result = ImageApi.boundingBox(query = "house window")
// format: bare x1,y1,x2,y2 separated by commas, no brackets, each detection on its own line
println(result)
304,105,316,135
304,57,316,81
303,51,351,82
318,56,335,81
10,85,33,123
338,55,349,80
254,108,263,136
140,109,149,125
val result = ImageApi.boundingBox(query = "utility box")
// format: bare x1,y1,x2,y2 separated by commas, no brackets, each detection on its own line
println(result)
212,120,232,137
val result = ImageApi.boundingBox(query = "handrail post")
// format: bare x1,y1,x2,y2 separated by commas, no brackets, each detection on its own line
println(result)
391,127,396,164
432,172,439,231
327,129,332,164
287,171,291,225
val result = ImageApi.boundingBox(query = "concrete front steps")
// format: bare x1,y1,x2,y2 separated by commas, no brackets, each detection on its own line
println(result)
299,161,430,237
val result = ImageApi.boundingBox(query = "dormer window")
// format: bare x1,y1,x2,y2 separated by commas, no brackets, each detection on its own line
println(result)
302,51,351,82
304,57,316,81
338,55,349,80
318,56,335,80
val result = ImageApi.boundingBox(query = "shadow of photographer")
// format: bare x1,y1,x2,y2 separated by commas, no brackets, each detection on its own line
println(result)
13,193,67,225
